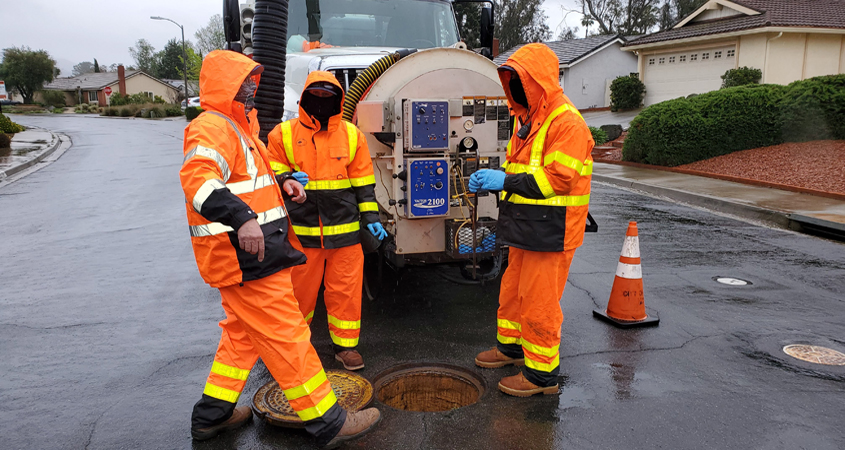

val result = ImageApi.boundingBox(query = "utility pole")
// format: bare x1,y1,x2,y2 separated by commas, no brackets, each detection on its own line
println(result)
151,16,190,105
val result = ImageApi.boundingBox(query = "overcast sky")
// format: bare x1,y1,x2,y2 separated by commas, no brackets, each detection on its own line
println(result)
1,0,584,77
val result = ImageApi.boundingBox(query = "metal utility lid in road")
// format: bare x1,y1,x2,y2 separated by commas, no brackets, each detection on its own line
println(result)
783,345,845,366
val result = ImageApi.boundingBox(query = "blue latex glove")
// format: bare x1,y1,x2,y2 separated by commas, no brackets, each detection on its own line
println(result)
367,222,388,241
291,171,309,187
468,169,506,192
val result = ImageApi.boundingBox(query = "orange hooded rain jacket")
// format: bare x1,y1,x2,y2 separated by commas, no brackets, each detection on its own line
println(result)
497,43,594,252
180,50,305,287
266,71,379,249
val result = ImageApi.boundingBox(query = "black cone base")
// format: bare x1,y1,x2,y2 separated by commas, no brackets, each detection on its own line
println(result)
593,309,660,328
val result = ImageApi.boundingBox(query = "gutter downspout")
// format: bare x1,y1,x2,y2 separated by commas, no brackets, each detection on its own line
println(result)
762,31,783,83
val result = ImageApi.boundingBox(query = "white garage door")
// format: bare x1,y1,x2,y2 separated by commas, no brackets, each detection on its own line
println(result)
643,45,737,105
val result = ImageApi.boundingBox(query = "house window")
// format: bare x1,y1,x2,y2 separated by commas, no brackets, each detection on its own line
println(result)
145,91,154,99
680,55,687,62
690,54,698,61
659,57,665,64
669,56,676,63
702,52,710,60
648,58,655,65
714,51,722,59
88,91,98,102
727,49,736,57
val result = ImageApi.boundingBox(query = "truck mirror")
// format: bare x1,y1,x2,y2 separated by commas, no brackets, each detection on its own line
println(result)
481,4,494,59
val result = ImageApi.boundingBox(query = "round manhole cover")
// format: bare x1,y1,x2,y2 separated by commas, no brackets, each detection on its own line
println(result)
783,345,845,366
252,370,373,428
713,276,752,286
373,363,485,412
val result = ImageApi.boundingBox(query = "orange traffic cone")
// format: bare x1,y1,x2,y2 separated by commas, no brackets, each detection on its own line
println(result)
593,222,659,328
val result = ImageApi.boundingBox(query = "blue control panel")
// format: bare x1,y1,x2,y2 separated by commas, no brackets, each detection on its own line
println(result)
405,100,449,151
406,158,449,218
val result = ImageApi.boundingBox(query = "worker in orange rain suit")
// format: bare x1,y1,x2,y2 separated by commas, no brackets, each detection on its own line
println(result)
181,50,379,447
266,70,386,372
469,43,594,396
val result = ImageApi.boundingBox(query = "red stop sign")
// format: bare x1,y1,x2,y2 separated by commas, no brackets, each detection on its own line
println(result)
104,86,112,96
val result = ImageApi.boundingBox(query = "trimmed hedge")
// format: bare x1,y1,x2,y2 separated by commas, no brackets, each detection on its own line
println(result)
623,75,845,166
721,67,762,88
610,75,646,111
185,106,204,121
0,113,25,134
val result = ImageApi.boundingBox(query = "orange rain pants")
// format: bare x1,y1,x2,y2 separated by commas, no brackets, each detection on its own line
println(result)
203,269,338,422
496,247,575,387
293,245,364,349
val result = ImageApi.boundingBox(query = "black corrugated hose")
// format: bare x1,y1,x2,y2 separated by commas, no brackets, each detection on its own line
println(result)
252,0,289,144
342,48,417,122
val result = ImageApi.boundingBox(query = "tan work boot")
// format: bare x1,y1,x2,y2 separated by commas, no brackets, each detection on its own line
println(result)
498,372,559,397
335,350,365,370
475,347,525,368
191,406,253,440
324,407,381,449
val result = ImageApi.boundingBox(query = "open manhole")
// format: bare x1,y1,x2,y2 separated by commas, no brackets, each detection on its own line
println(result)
373,363,485,412
252,370,373,428
783,345,845,366
713,276,752,286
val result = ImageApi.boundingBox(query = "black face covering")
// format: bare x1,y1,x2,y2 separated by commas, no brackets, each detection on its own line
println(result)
234,77,257,114
509,76,529,109
301,91,341,127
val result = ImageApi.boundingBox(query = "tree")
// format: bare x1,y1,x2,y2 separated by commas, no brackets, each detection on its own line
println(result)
0,47,56,104
195,14,226,55
179,47,202,81
557,26,580,41
495,0,552,52
454,3,482,49
658,0,707,31
156,39,192,80
72,61,96,76
575,0,661,36
129,39,158,74
94,58,100,73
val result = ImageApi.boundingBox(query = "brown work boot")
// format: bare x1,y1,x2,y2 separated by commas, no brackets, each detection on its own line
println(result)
191,406,253,440
475,347,524,368
498,372,559,397
335,350,365,370
324,407,381,449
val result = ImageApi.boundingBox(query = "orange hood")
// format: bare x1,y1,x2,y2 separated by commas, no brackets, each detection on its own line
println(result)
298,70,346,132
498,43,564,123
199,50,262,128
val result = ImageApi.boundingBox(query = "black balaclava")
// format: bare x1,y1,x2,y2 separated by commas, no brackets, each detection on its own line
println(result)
301,83,342,130
234,76,257,115
509,76,529,109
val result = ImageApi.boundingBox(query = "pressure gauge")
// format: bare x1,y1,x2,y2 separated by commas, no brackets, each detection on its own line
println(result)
463,119,474,131
462,137,475,148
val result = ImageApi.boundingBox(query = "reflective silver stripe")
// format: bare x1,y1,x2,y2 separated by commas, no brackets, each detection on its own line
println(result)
184,146,231,182
226,174,275,195
205,111,258,182
192,178,226,213
189,206,287,237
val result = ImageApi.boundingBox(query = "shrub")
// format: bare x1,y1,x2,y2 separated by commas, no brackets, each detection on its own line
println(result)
623,84,784,166
185,106,204,121
0,133,11,148
153,95,166,104
145,106,166,118
610,75,646,111
41,90,67,107
721,67,762,88
52,108,64,114
129,93,152,104
119,107,134,117
589,126,608,146
779,74,845,142
102,107,118,116
0,113,25,134
109,92,131,106
164,105,183,117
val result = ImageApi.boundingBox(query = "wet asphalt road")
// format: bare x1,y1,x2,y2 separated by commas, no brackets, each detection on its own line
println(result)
1,115,844,450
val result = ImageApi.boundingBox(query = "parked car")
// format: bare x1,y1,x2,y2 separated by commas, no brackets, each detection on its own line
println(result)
181,97,201,110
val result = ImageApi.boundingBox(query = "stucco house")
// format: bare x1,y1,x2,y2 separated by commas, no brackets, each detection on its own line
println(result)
37,66,180,106
624,0,845,105
495,35,639,110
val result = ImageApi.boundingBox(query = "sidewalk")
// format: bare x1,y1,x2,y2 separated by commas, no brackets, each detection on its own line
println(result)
593,162,845,241
0,128,62,181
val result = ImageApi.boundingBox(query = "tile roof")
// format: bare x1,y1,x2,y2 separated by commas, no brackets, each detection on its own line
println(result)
626,0,845,46
43,71,140,91
494,35,624,65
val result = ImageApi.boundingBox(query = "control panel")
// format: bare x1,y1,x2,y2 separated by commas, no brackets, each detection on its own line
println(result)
405,158,449,218
403,100,449,151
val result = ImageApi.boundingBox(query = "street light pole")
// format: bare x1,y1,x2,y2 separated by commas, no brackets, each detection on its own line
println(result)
151,16,190,106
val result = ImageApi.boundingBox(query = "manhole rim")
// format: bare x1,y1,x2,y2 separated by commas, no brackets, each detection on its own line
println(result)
372,362,487,412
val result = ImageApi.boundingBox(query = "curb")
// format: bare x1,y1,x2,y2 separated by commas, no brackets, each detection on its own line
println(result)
0,130,62,180
593,174,845,242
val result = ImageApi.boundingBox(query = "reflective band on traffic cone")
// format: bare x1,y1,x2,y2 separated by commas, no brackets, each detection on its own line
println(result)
593,222,659,328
